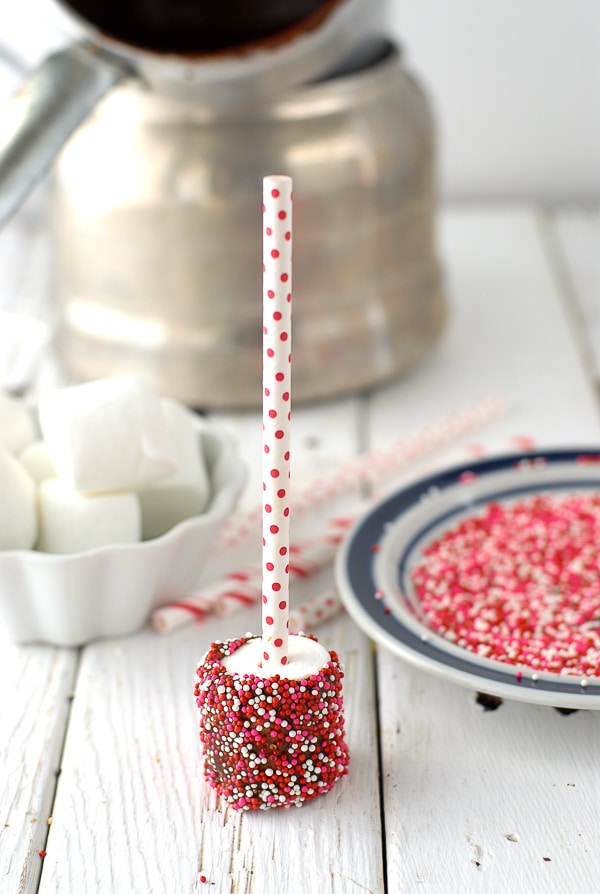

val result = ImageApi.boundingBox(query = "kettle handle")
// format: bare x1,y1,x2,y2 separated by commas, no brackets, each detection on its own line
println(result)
0,42,128,229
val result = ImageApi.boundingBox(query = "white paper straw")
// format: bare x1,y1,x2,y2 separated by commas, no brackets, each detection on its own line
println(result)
261,174,293,672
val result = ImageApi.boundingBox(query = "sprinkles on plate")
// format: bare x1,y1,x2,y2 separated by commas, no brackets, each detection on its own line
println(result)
411,492,600,677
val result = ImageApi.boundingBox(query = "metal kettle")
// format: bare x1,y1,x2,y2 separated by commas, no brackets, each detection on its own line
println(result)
0,1,445,408
51,40,445,408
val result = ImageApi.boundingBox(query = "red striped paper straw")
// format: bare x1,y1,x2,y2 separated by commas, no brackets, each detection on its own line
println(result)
150,523,352,634
261,174,293,672
216,393,507,552
289,588,344,633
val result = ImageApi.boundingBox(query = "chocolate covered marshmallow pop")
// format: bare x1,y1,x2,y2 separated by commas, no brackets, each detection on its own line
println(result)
194,175,349,810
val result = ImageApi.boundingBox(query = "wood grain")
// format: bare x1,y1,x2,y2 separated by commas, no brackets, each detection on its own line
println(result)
0,645,78,894
3,204,600,893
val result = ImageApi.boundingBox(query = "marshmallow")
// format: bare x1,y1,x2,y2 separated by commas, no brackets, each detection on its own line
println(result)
195,634,350,811
38,376,177,495
138,399,211,540
19,440,55,484
0,394,36,455
221,633,331,680
37,478,141,554
0,448,37,550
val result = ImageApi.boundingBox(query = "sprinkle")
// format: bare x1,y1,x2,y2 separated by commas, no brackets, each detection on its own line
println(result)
411,492,600,677
194,634,349,811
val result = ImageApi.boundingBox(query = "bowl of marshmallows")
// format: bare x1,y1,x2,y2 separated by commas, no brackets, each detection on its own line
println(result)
0,375,247,646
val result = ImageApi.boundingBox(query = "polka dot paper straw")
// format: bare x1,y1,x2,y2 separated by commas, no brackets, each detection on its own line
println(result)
261,175,293,673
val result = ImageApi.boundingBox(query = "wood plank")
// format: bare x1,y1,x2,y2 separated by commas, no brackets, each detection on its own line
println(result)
552,207,600,382
366,207,600,893
379,656,600,893
0,644,78,894
39,612,383,893
368,205,600,458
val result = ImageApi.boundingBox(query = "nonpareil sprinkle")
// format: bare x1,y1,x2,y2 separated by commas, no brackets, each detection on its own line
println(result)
411,492,600,677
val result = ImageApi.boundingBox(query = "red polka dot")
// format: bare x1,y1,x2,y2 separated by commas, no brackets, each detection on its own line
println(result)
266,562,274,571
279,547,287,556
277,488,286,498
284,452,290,460
281,656,288,666
266,616,274,625
275,430,284,439
271,188,280,197
265,503,272,512
267,348,274,357
279,600,287,610
275,372,284,381
273,311,282,321
271,469,279,478
269,409,277,418
280,332,288,342
262,204,266,212
285,564,289,573
287,293,292,302
266,227,272,236
271,249,280,259
272,583,281,592
262,595,267,604
263,651,269,661
284,508,290,517
285,231,291,241
264,445,270,453
263,326,267,334
283,391,290,401
278,210,287,220
280,273,289,283
270,524,279,534
267,289,275,298
274,638,283,647
264,387,270,396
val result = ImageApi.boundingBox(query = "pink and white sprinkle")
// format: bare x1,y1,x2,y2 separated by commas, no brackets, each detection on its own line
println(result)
411,492,600,677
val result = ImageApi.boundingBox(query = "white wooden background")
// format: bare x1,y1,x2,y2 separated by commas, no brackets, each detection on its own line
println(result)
1,201,600,893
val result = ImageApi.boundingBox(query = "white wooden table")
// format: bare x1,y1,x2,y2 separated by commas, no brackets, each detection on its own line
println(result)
1,202,600,894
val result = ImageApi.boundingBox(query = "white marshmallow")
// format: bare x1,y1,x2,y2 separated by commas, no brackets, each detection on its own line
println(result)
138,399,211,539
19,440,55,484
0,393,36,455
0,447,37,550
38,376,177,495
221,634,331,681
37,478,141,554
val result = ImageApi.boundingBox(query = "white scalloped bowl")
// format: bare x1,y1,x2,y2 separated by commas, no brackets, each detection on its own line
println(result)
0,421,247,646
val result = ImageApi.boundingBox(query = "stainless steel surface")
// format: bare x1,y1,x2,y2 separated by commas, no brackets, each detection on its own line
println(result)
48,0,388,104
0,44,127,228
0,0,384,228
52,43,446,408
